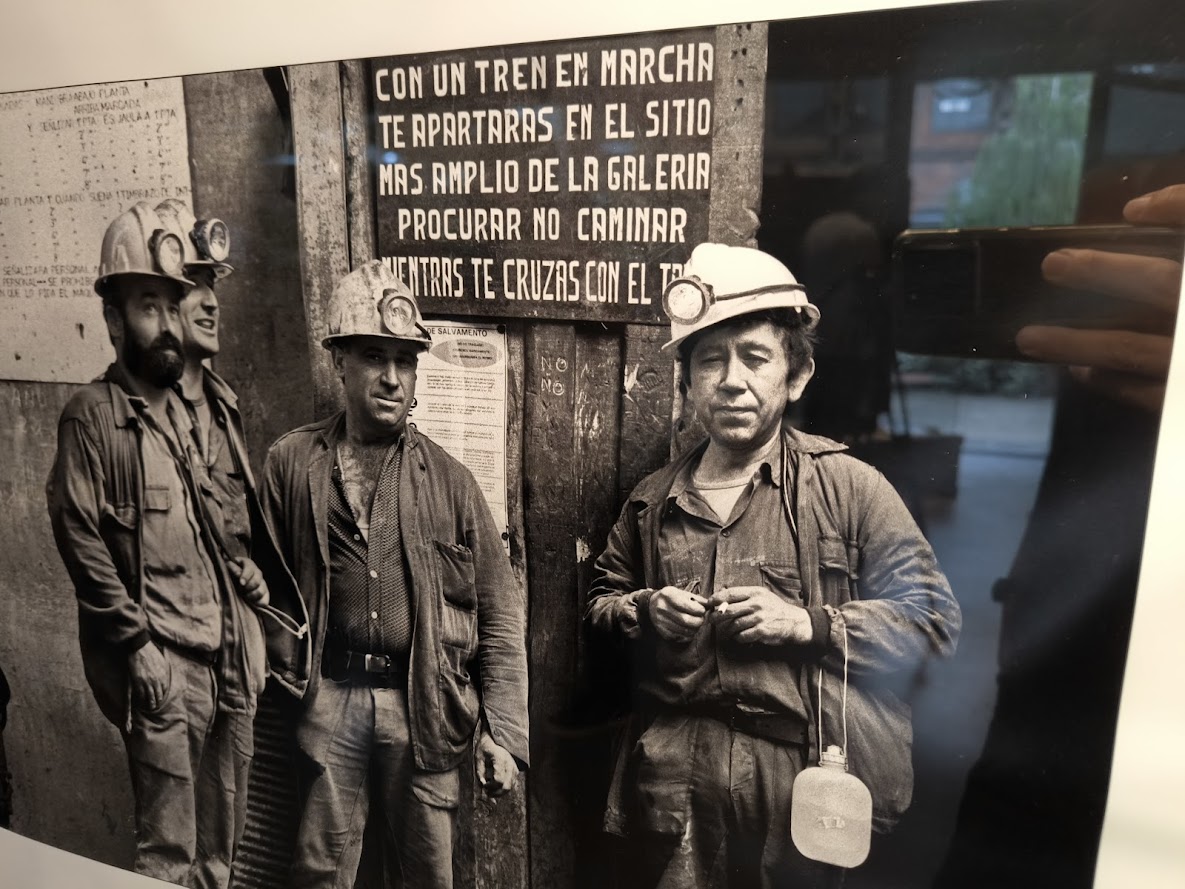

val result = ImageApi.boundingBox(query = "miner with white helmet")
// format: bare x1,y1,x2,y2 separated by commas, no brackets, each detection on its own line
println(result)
587,243,960,888
46,202,306,889
260,260,528,889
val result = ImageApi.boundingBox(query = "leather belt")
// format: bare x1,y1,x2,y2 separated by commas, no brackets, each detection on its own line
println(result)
322,648,409,688
684,705,807,745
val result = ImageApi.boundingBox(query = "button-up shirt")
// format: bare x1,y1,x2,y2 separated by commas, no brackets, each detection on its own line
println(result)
647,445,809,722
136,392,222,653
199,406,251,564
326,440,413,659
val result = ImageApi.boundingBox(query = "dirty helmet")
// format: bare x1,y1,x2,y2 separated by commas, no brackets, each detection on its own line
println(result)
94,202,195,296
322,260,432,349
661,243,819,351
155,198,233,280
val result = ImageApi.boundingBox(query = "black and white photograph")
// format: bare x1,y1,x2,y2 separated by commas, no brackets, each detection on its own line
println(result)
2,0,1185,887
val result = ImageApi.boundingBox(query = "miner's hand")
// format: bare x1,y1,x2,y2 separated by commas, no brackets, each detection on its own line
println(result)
708,586,813,645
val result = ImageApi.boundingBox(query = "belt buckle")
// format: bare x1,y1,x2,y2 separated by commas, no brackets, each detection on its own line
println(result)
364,653,391,673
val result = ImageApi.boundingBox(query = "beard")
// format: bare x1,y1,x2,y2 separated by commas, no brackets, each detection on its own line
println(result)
123,331,184,388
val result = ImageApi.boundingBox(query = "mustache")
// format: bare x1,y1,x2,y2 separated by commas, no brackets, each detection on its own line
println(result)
150,331,183,354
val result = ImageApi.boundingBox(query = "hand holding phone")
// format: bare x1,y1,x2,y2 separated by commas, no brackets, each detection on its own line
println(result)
893,215,1183,364
1016,184,1185,412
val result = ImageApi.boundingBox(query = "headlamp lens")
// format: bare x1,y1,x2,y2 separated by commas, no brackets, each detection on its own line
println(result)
379,289,418,335
194,218,230,262
663,278,711,324
152,231,186,277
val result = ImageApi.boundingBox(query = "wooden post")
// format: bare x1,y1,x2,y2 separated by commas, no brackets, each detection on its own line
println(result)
675,22,770,456
524,322,580,888
289,62,350,418
340,60,378,268
708,21,769,247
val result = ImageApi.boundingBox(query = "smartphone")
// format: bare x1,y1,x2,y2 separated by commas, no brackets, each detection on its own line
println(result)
891,225,1184,361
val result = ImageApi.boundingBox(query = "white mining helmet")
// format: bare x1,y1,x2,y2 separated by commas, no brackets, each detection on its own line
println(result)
322,260,432,350
155,198,233,280
661,243,820,351
94,202,195,296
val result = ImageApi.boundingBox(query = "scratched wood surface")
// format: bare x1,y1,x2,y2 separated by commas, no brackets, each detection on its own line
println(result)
523,322,580,888
290,62,350,418
468,324,531,889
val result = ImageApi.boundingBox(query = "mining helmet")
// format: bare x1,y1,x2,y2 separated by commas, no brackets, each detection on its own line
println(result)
155,198,233,280
661,243,819,351
322,260,432,349
94,202,195,296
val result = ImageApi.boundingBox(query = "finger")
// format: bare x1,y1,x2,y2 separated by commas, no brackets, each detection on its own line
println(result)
226,559,243,577
1015,327,1173,377
716,598,759,617
1069,366,1167,414
670,598,707,617
1125,184,1185,226
721,612,761,633
1042,249,1183,312
671,610,705,631
707,588,750,606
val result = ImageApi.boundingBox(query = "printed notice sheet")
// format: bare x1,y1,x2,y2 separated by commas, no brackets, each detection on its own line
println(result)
0,78,192,383
410,320,509,538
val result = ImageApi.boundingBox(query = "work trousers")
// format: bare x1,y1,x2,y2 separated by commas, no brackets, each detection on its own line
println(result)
632,714,844,889
290,681,460,889
123,644,254,889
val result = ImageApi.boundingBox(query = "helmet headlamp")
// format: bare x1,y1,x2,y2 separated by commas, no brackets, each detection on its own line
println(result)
661,275,808,325
663,276,713,324
379,288,420,337
149,229,186,278
193,218,230,263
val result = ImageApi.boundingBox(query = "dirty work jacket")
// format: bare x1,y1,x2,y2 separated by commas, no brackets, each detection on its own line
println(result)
587,425,961,834
46,364,310,731
259,413,530,772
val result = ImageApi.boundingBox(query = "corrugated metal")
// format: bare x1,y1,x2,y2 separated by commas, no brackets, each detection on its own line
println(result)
230,686,301,889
